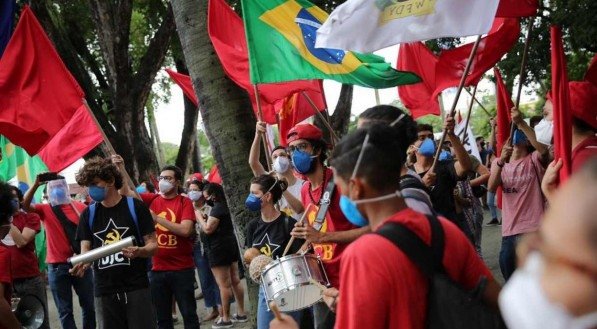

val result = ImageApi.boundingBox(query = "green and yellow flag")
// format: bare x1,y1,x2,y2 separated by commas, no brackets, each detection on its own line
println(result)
241,0,420,88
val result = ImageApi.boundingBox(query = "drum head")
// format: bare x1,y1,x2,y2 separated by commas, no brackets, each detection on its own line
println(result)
273,284,323,312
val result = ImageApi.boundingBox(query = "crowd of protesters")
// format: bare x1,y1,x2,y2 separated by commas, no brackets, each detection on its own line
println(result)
0,80,596,329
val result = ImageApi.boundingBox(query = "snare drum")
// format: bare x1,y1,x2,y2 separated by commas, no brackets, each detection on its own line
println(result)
261,254,329,312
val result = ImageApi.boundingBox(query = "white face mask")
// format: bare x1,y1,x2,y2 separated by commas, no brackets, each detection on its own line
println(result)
187,190,202,202
159,180,175,194
534,118,554,146
273,156,290,174
499,253,597,329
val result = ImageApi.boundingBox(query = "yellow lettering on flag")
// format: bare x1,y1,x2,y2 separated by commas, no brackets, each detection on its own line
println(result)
380,0,436,24
259,0,362,75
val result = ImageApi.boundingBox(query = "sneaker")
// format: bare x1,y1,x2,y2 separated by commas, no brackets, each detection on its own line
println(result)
486,218,499,226
231,314,248,323
212,318,233,329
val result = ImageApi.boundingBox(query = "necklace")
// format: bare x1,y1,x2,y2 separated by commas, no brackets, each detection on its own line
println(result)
308,169,328,206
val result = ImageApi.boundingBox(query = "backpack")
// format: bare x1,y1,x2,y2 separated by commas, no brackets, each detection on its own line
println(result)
376,214,506,329
88,196,143,246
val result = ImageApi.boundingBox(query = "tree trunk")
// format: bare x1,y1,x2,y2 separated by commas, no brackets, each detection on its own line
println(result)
148,106,165,168
192,139,202,173
330,83,353,139
171,0,259,324
174,58,200,175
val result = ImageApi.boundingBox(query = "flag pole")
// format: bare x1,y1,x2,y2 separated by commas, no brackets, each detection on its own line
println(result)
461,84,478,143
82,99,139,198
509,18,535,145
253,84,273,170
464,87,491,116
300,91,340,145
431,35,483,170
374,89,381,105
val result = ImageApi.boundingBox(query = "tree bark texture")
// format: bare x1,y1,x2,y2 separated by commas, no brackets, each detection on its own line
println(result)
174,58,200,175
330,83,353,139
171,0,260,324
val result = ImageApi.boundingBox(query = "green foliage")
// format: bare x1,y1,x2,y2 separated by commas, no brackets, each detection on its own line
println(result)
416,115,443,133
161,142,179,164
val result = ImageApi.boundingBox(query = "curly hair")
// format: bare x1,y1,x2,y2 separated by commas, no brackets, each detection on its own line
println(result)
76,157,123,189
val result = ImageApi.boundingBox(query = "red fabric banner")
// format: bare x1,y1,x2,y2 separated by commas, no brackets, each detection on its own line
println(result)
397,42,441,119
278,88,327,146
38,106,103,172
585,54,597,86
550,26,572,183
495,0,538,17
165,69,198,105
397,18,519,118
493,68,513,157
207,0,322,124
0,6,86,154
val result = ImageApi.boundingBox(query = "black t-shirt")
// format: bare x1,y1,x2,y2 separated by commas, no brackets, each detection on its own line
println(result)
76,197,155,297
414,160,461,221
205,202,236,248
245,214,303,260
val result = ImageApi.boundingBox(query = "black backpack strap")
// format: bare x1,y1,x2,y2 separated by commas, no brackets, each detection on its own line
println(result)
375,214,446,278
50,205,81,254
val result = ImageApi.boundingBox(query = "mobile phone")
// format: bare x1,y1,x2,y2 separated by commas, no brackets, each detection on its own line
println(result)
38,172,61,183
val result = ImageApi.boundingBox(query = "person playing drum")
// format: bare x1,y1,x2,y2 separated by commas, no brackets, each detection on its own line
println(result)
244,175,305,329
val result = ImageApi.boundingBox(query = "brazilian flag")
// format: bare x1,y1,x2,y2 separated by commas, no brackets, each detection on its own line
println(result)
241,0,420,88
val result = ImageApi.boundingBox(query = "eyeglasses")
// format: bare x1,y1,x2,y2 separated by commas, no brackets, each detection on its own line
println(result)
287,142,311,154
158,176,175,182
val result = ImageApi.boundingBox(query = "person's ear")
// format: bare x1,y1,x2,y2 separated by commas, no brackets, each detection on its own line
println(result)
348,177,365,200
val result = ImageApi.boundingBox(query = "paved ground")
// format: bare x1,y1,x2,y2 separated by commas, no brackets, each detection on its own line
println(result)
46,209,503,329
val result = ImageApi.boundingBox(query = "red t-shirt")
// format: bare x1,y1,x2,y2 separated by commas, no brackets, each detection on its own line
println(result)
34,202,87,263
0,243,12,306
572,136,597,173
300,168,358,288
10,212,41,279
148,195,196,271
335,208,493,329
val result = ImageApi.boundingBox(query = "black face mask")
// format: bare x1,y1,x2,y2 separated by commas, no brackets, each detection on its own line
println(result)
206,199,215,207
480,142,486,148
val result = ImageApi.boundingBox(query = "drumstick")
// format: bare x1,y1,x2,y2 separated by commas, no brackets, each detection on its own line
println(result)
269,302,283,321
282,210,309,257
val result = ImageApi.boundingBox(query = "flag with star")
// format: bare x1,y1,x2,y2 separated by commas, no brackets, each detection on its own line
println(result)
240,0,420,89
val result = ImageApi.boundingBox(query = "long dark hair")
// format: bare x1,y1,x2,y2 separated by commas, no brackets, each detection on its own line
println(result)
250,175,288,203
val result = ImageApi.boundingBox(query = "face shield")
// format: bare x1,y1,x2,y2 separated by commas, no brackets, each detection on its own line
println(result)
47,179,70,206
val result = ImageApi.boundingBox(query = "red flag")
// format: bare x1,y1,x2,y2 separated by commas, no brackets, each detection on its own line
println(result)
0,6,87,154
397,19,519,118
494,68,513,157
277,89,327,146
585,54,597,86
435,18,520,94
550,26,572,183
397,42,441,119
207,0,322,124
165,69,198,105
495,0,538,17
38,107,103,172
207,165,222,184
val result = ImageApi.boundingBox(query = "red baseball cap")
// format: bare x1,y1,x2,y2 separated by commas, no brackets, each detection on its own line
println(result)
186,172,204,183
287,124,323,144
569,81,597,129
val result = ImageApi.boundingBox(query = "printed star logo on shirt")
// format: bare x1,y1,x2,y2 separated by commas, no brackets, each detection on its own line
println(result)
253,234,281,257
93,218,130,269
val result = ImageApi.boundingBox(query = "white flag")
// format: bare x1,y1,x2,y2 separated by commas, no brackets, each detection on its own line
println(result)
454,119,481,163
316,0,500,53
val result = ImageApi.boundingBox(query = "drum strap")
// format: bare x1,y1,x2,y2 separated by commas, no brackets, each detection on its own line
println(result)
312,180,335,232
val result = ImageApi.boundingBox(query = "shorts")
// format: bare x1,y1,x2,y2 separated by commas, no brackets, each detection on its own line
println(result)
206,242,240,267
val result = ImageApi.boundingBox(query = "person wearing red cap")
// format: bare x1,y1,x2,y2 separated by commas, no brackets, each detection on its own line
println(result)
542,81,597,203
286,123,369,329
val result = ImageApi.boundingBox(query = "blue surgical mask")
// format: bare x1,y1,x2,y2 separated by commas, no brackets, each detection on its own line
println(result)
418,138,436,157
439,150,453,161
50,188,66,201
89,185,107,202
512,129,528,145
11,199,19,212
136,185,147,194
292,149,316,174
245,194,262,212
